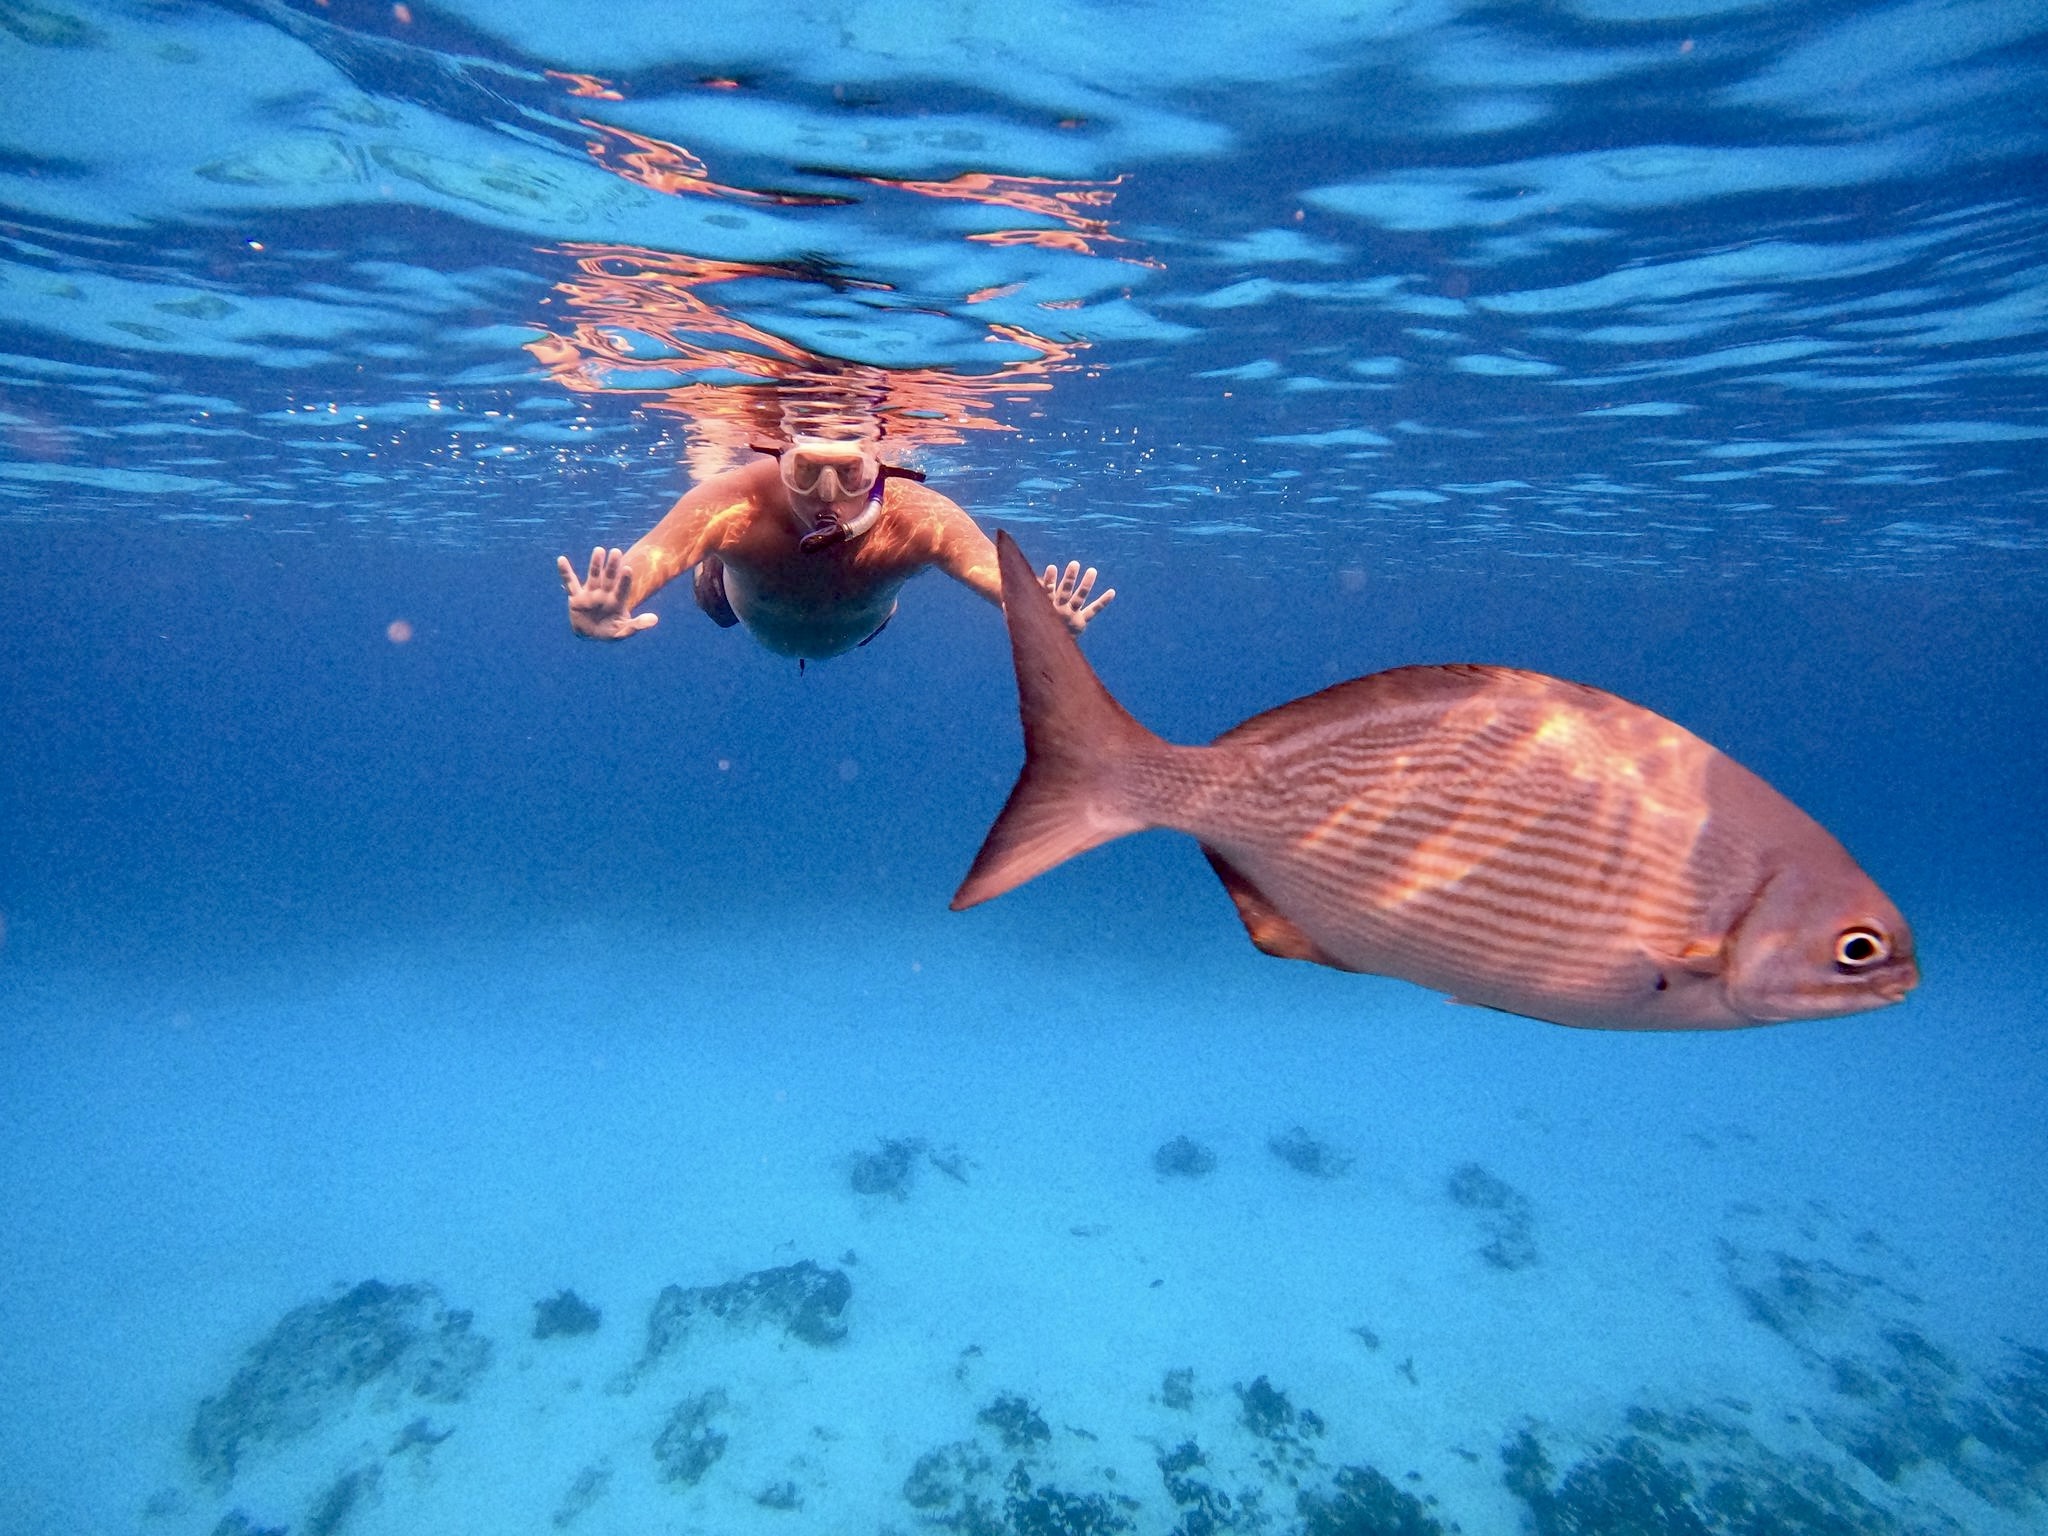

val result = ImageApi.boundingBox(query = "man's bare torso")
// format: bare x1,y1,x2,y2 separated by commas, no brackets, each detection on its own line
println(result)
705,462,951,656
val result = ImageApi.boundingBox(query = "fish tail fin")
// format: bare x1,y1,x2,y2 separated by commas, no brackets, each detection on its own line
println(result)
950,531,1169,910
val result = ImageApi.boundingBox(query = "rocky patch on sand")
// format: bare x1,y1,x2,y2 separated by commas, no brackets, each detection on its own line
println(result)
1153,1134,1218,1179
901,1375,1456,1536
846,1135,973,1199
1503,1404,1961,1536
1267,1126,1352,1180
625,1257,852,1387
1719,1203,2048,1513
1446,1163,1538,1272
188,1279,491,1491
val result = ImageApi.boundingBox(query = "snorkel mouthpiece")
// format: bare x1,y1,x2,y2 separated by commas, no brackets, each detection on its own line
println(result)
797,474,888,552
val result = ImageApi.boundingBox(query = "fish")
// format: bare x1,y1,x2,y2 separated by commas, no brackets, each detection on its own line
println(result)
952,531,1918,1030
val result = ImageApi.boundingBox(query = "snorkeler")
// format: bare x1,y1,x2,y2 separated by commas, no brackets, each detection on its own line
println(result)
557,435,1114,659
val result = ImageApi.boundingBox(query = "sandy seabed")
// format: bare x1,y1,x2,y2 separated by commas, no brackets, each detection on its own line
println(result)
1,902,2043,1535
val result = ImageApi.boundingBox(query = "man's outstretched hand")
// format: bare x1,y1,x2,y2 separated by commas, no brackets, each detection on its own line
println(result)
1041,560,1115,636
558,546,660,640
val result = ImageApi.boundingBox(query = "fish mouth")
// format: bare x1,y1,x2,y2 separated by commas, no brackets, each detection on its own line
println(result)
1732,962,1918,1022
1830,965,1918,1015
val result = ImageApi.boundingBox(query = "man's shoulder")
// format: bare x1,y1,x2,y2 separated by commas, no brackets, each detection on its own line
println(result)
883,475,968,520
701,455,780,494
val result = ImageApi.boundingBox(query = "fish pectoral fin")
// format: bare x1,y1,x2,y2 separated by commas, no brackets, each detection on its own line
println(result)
1201,846,1353,969
1649,937,1728,976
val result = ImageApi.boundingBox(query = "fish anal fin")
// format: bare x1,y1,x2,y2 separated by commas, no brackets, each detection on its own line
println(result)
1201,846,1353,969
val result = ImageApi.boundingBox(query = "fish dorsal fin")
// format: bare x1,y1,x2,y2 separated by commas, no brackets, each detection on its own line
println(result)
1201,846,1354,969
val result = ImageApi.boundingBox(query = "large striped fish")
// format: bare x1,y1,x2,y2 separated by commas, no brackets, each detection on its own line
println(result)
953,532,1917,1030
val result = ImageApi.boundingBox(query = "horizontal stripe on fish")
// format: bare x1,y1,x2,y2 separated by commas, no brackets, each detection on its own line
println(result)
1275,802,1702,913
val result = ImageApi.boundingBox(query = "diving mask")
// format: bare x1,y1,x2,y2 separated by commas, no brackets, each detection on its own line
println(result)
780,440,878,503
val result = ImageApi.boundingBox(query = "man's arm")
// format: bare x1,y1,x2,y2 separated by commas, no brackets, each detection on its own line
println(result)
922,492,1003,603
621,469,762,599
922,492,1115,635
556,465,760,639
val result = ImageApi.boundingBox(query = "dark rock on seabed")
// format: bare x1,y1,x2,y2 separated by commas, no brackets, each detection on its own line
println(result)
850,1135,926,1197
1268,1127,1352,1179
1446,1162,1538,1271
1962,1345,2048,1504
551,1460,611,1529
302,1464,378,1536
532,1287,601,1339
1236,1374,1327,1481
188,1279,492,1489
980,1391,1054,1451
1154,1135,1217,1178
902,1441,1139,1535
1503,1413,1962,1536
1298,1464,1452,1536
1720,1210,2048,1513
1158,1438,1263,1535
904,1440,997,1512
1238,1375,1323,1443
634,1257,852,1378
1719,1240,1894,1343
653,1389,729,1487
848,1135,973,1197
387,1415,451,1455
1003,1465,1141,1535
904,1367,1453,1534
1158,1386,1454,1536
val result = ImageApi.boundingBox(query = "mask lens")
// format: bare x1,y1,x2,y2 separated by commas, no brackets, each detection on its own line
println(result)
786,446,874,500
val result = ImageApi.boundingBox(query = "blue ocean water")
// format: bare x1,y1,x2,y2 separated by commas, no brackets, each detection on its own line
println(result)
2,1,2046,1532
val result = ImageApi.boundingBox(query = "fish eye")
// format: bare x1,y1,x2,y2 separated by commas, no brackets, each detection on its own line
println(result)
1834,927,1890,971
